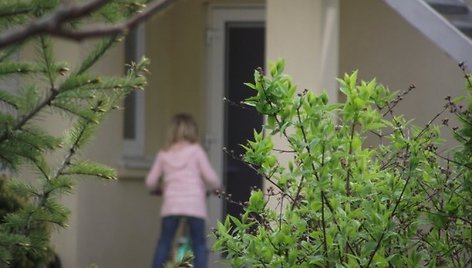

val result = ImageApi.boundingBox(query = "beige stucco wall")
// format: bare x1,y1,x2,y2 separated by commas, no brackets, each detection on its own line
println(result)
265,0,339,174
145,0,265,155
60,0,262,267
266,0,339,100
42,0,469,267
339,0,464,131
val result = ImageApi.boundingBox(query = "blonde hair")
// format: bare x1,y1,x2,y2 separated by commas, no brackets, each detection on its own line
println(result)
165,113,198,148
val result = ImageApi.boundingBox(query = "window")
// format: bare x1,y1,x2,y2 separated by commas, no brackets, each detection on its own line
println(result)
122,24,151,168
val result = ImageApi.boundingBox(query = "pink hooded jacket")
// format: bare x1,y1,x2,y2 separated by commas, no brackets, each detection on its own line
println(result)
145,143,221,219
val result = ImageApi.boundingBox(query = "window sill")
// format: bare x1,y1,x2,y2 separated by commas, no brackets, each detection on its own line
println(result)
117,154,155,179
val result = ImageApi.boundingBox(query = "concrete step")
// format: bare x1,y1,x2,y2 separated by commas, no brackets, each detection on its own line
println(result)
384,0,472,65
452,19,472,36
426,0,469,14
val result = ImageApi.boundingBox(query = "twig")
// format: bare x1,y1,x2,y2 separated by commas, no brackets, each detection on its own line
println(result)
414,105,449,141
223,97,252,110
273,148,296,153
380,84,415,117
0,0,177,48
366,146,414,267
222,147,296,203
0,0,108,48
346,114,357,196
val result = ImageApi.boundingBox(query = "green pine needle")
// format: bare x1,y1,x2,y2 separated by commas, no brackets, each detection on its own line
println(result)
41,176,74,197
58,74,100,92
76,37,118,75
17,84,40,115
17,127,62,151
7,180,38,199
36,35,58,86
0,46,22,63
0,62,44,77
62,161,117,180
0,90,20,109
36,199,69,227
50,101,98,122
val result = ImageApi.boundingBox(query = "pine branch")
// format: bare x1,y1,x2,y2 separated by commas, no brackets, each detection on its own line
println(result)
0,90,20,109
38,35,57,90
0,0,177,48
61,161,116,180
0,5,31,18
0,46,22,63
0,89,59,144
76,36,118,75
0,62,46,76
42,0,176,41
50,102,98,122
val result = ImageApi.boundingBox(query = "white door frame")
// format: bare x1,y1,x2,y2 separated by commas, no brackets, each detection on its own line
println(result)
204,4,265,267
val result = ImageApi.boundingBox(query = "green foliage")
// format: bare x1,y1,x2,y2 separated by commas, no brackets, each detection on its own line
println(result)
0,176,54,268
214,59,472,267
0,1,150,267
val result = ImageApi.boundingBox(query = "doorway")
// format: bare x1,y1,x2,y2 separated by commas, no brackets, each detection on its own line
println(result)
224,23,264,219
205,4,265,230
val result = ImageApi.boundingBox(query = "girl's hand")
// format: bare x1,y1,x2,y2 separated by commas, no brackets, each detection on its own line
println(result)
213,188,223,196
150,188,163,196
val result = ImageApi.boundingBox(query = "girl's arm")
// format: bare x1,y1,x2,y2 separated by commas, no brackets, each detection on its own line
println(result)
145,153,163,191
196,145,222,192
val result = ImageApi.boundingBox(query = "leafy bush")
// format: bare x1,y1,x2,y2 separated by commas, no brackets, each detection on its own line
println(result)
213,60,472,267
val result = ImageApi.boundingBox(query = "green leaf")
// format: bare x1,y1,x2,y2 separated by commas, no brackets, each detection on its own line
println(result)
244,82,256,90
452,95,465,103
247,190,264,212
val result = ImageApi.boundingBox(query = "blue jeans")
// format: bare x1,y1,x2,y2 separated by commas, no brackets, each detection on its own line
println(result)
152,216,208,268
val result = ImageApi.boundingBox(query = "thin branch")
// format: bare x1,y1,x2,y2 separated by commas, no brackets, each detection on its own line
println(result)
222,147,296,203
39,35,56,91
224,97,252,110
0,90,60,143
0,0,177,48
272,148,296,153
380,84,415,117
366,146,414,267
0,0,108,48
50,0,177,40
459,62,472,89
346,113,357,196
321,190,328,258
291,100,321,209
0,7,32,18
414,105,449,141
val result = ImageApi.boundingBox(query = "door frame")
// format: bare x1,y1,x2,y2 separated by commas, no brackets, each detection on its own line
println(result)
204,4,265,267
205,3,265,215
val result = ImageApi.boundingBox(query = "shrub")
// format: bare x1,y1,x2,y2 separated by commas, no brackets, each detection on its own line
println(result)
213,60,472,267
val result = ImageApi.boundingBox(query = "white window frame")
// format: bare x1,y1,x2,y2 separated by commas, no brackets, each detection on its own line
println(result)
121,24,152,168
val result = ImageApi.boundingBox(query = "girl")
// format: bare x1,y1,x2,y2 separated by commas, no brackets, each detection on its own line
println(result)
146,113,222,268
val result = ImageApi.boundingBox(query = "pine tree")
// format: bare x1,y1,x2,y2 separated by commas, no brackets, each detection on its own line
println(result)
0,1,149,266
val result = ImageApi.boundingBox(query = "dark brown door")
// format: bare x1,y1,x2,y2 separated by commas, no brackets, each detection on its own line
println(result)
224,22,265,219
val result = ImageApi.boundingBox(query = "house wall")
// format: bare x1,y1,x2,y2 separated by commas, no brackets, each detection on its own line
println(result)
47,0,468,267
265,0,340,172
266,0,339,100
339,0,464,133
53,0,263,268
